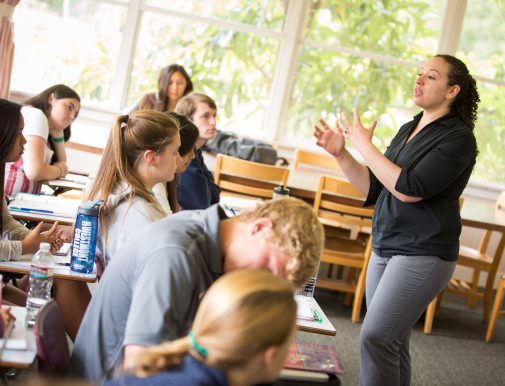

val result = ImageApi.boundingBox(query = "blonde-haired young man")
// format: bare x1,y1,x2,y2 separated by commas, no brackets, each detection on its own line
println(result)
69,197,324,383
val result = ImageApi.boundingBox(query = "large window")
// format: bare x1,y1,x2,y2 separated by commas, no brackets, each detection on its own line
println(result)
10,0,505,186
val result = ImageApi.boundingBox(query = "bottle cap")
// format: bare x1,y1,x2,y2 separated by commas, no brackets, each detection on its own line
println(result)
273,185,290,197
78,200,103,216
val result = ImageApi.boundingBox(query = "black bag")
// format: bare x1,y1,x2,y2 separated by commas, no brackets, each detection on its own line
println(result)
204,131,288,166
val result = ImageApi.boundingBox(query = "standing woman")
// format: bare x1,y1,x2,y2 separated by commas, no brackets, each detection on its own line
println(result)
130,64,193,113
85,110,181,267
0,99,63,304
4,84,80,196
314,55,479,386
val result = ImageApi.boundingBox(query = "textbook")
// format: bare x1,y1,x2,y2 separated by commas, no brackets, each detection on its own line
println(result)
279,342,343,383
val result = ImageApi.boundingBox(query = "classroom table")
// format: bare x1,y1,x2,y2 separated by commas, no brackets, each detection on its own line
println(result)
0,306,37,368
0,259,97,283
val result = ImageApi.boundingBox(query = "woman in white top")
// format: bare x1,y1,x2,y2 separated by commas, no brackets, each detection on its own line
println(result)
0,99,64,304
4,84,80,196
85,110,181,267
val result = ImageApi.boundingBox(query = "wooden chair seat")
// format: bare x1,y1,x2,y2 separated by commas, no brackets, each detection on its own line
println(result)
424,194,505,335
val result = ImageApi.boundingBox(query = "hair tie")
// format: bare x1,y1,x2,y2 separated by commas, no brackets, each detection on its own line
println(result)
188,330,208,357
120,114,129,129
124,114,129,123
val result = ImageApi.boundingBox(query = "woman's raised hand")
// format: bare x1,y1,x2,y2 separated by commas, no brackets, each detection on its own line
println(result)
339,108,377,149
313,118,346,158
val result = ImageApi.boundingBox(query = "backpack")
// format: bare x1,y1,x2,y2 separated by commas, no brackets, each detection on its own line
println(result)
204,131,288,166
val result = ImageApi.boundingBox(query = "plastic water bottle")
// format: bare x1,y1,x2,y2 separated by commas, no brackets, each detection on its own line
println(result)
25,242,54,328
273,185,290,199
70,200,101,274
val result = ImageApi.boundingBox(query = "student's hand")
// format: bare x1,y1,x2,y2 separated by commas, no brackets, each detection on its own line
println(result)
21,221,62,254
40,221,65,253
313,118,346,158
340,108,377,150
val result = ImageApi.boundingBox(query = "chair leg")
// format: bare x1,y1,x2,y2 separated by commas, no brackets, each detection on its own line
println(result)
485,278,505,342
352,269,366,323
469,269,480,308
424,297,438,334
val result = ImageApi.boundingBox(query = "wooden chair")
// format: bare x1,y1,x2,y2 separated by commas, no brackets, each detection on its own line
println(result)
313,175,374,323
485,274,505,342
293,149,340,171
213,154,289,199
424,196,505,334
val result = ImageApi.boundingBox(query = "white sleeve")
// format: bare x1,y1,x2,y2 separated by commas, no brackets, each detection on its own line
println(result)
21,106,49,139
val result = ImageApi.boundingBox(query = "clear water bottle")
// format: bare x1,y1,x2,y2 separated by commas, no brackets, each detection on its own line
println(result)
70,200,101,274
25,242,54,328
273,185,290,199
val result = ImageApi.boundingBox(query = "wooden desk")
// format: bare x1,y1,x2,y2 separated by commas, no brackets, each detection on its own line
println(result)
0,306,37,368
0,261,97,283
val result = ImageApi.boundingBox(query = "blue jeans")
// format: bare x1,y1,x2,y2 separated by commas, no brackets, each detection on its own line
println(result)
359,252,456,386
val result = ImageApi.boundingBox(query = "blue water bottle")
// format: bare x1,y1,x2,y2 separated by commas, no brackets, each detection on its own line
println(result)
70,200,102,273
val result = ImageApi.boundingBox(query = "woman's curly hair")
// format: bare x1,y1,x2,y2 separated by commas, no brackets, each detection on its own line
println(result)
436,54,480,130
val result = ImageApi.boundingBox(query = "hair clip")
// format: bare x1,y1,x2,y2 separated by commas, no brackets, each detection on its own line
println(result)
188,330,209,357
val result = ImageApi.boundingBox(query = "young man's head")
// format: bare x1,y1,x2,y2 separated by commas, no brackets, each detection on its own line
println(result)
222,197,325,288
175,92,217,147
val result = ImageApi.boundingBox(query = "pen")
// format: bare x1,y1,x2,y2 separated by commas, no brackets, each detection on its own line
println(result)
9,207,54,214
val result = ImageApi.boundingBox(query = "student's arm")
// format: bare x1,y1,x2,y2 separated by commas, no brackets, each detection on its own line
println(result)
49,129,67,163
23,135,67,181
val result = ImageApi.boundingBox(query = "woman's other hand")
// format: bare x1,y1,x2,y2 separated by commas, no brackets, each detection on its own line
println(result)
313,118,346,158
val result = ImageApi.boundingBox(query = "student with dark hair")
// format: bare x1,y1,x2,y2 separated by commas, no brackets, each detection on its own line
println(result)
4,84,80,196
314,54,480,386
152,112,200,214
0,99,63,304
130,64,193,113
175,92,220,209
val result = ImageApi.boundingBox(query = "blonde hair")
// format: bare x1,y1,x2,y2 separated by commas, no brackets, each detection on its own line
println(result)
134,269,296,377
238,197,324,288
85,110,179,247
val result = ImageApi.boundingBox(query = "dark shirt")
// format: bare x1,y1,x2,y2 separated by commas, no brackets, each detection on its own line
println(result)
104,356,228,386
177,148,221,209
364,112,477,261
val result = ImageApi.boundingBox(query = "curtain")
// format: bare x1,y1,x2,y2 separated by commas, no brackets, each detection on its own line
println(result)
0,0,19,99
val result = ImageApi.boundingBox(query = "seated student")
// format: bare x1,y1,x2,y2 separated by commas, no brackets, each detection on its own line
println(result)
0,99,64,305
68,197,324,383
152,112,199,214
105,269,297,386
5,84,80,196
174,92,220,209
84,111,181,267
130,64,193,113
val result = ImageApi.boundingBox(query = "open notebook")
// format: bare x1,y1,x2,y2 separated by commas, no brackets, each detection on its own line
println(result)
8,193,80,219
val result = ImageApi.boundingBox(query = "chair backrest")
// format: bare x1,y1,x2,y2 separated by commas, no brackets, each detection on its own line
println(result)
34,300,70,376
313,175,374,222
293,149,340,170
213,154,290,198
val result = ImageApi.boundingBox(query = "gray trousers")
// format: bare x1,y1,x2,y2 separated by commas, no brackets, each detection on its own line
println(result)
359,252,456,386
